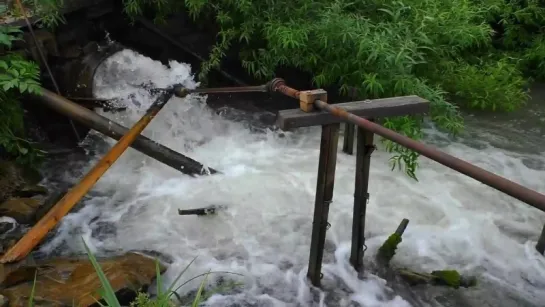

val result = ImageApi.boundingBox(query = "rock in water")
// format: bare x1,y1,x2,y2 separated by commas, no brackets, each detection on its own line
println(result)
0,252,166,306
13,185,48,198
0,198,42,224
0,294,8,307
0,161,42,203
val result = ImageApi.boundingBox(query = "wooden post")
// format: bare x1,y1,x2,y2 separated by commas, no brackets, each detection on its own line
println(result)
0,91,174,263
349,124,375,275
536,223,545,255
307,123,339,286
342,123,355,155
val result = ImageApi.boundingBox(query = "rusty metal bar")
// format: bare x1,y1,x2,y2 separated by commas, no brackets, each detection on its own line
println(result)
174,84,268,97
269,79,545,213
349,124,374,275
343,123,355,155
0,91,174,263
34,88,217,176
537,223,545,255
307,123,340,286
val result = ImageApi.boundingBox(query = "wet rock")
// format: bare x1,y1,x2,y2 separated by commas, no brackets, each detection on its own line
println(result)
0,217,24,255
0,252,166,306
0,161,42,203
0,294,7,307
13,185,49,198
0,198,42,224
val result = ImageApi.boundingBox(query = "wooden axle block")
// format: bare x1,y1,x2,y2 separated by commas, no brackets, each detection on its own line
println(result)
299,89,327,112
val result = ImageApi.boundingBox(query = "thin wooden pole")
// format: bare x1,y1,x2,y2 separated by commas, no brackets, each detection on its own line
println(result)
0,91,174,263
342,123,355,155
349,125,375,275
536,223,545,255
307,123,339,286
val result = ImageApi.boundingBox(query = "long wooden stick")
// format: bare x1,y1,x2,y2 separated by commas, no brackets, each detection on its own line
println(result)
0,91,174,263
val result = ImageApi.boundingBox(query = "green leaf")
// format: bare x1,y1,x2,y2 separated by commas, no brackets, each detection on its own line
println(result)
82,238,122,307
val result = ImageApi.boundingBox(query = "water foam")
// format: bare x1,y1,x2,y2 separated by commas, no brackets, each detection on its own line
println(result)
38,48,545,306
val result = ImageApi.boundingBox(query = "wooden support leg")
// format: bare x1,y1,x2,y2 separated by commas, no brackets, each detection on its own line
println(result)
349,124,375,275
536,223,545,255
307,123,340,287
342,123,355,155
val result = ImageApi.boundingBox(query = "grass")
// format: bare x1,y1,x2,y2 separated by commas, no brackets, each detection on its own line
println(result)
23,238,243,306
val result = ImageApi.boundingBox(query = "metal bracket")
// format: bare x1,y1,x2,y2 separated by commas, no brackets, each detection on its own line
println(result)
364,145,376,157
299,89,327,112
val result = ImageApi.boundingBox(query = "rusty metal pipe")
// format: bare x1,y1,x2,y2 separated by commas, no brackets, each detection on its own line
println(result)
34,87,217,176
173,84,268,97
270,79,545,213
1,91,175,263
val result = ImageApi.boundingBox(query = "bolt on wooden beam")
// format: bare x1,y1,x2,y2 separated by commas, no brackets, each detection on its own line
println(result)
307,123,340,287
349,124,375,275
0,91,175,263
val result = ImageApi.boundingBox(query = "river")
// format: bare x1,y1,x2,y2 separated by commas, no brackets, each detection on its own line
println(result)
38,48,545,306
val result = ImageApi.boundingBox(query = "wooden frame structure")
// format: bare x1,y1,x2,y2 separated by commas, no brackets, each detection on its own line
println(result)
276,96,429,286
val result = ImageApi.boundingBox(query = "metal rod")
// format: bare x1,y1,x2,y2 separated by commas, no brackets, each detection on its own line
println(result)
307,123,339,286
174,84,268,97
135,17,248,87
14,0,82,143
0,91,175,263
349,124,374,275
34,88,217,176
268,79,545,213
536,223,545,255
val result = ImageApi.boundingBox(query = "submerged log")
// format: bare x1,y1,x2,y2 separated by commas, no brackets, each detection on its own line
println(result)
1,91,173,263
396,269,477,289
178,205,227,216
33,87,218,176
376,218,409,266
375,218,477,289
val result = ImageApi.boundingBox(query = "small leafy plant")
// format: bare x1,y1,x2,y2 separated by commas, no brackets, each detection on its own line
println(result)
0,4,46,167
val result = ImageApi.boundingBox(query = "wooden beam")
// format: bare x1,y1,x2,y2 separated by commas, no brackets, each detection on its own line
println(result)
276,95,428,130
342,123,355,155
307,123,339,287
349,124,374,275
536,223,545,255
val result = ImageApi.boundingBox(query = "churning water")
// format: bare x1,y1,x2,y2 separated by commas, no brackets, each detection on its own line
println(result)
38,49,545,306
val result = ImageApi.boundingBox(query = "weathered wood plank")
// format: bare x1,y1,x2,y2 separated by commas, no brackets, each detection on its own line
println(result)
276,95,429,130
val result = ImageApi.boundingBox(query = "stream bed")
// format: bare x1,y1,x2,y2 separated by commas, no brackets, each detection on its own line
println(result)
37,48,545,307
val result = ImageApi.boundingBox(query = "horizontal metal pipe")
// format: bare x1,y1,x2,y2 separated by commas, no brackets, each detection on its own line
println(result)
269,79,545,213
35,88,218,176
315,100,545,212
174,84,268,97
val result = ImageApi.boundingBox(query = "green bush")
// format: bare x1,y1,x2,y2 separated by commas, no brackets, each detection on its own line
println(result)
119,0,544,179
0,5,45,167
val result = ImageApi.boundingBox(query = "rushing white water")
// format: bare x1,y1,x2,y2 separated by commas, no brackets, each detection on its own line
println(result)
38,49,545,306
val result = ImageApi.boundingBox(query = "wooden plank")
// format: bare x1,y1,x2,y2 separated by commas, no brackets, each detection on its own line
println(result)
342,123,355,155
349,125,374,275
307,123,339,287
276,95,428,130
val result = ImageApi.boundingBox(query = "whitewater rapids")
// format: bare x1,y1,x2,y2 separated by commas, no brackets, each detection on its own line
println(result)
38,49,545,307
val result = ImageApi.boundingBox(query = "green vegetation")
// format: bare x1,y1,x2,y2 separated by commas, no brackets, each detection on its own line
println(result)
4,0,545,178
0,4,45,167
120,0,545,179
23,239,241,306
